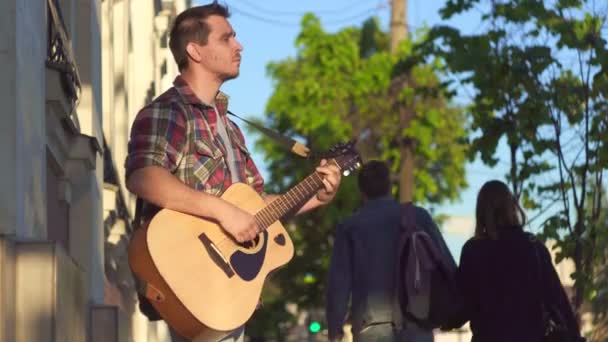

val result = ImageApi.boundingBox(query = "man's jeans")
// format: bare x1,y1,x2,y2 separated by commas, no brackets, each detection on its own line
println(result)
353,322,434,342
354,323,398,342
399,322,434,342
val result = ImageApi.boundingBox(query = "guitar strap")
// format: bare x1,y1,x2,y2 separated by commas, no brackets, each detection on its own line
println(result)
227,110,311,158
135,276,165,303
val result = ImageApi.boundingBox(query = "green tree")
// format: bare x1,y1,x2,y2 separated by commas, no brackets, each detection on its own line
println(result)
428,0,608,331
246,14,468,337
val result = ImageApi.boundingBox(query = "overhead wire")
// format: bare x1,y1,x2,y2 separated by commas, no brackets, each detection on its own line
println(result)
230,6,299,27
324,3,389,26
228,1,389,28
230,0,371,17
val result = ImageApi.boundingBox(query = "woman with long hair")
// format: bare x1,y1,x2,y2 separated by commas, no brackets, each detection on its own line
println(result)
455,180,584,341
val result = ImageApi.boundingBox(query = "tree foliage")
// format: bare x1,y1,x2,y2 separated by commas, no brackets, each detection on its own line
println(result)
246,14,468,338
427,0,608,334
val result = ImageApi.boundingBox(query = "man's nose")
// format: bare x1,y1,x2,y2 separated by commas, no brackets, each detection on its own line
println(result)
234,39,243,52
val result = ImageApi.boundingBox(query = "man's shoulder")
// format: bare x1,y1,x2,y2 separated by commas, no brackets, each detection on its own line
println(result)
340,198,401,227
410,204,430,214
408,204,442,237
396,203,433,226
147,86,185,109
136,87,187,120
339,210,362,230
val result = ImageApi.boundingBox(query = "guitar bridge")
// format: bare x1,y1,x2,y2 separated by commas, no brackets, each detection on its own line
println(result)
198,233,235,278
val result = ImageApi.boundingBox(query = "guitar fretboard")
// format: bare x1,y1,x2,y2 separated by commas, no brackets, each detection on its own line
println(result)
254,161,337,229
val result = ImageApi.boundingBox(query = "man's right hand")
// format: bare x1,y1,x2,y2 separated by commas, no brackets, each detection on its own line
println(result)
126,166,262,243
218,204,261,243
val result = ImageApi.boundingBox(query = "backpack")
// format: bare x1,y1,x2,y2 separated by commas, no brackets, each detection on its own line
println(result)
395,202,464,330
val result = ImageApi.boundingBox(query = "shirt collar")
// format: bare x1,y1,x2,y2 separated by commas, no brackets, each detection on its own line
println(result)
363,195,395,207
173,75,229,110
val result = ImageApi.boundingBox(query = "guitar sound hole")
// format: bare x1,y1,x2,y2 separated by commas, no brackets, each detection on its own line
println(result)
240,235,260,249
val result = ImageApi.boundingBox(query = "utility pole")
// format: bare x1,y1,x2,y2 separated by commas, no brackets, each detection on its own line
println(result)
390,0,408,53
390,0,415,202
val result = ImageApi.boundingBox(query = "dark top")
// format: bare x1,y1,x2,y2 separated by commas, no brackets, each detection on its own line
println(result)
325,197,452,339
456,227,581,342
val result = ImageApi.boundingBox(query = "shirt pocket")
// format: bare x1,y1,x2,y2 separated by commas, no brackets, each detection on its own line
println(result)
192,140,225,186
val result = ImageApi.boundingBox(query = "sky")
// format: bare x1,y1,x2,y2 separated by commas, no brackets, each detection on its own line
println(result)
193,0,511,257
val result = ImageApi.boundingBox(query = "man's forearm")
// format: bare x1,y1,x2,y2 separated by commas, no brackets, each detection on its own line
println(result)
126,165,233,221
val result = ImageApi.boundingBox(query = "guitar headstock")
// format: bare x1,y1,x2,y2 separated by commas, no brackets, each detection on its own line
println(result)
327,140,362,176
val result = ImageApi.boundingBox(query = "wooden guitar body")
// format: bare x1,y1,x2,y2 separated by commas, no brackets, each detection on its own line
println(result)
128,183,294,340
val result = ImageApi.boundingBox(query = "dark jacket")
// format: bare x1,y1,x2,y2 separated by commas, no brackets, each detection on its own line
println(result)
456,228,581,342
325,197,450,340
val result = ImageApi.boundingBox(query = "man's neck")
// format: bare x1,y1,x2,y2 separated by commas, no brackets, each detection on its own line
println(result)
180,68,222,105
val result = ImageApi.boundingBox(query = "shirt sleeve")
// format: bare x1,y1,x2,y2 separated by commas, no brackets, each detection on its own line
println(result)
453,240,475,328
539,243,582,339
326,223,353,340
125,102,187,180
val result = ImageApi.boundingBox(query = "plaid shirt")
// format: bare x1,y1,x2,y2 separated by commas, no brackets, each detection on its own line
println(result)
125,76,265,222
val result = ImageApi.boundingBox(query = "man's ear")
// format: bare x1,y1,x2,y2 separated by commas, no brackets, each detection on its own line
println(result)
185,42,202,64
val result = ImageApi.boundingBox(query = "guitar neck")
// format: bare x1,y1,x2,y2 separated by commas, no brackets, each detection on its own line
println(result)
254,160,338,229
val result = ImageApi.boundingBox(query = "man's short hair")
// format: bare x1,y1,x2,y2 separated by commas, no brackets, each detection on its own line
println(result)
169,1,230,71
358,160,391,199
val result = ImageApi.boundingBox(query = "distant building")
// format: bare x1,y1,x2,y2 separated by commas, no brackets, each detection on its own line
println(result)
0,0,189,341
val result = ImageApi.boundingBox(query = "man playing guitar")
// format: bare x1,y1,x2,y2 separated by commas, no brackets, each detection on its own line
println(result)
125,2,342,341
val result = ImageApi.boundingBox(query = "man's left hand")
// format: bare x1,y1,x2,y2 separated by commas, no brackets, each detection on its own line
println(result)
315,159,342,204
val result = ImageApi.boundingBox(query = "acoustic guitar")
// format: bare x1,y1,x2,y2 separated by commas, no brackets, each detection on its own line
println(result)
128,142,361,340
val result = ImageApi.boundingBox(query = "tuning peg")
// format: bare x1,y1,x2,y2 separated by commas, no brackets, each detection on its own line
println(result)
343,170,351,177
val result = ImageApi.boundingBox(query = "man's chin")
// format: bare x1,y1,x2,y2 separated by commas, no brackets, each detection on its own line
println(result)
221,71,240,82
